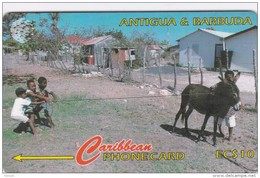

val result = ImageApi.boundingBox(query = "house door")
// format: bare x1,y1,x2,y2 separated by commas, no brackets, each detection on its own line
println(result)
214,44,223,69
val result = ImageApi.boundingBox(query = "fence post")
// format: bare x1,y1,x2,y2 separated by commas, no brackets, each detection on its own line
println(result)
253,49,258,110
157,55,162,88
142,46,147,83
226,48,229,70
109,49,113,76
128,48,131,80
187,47,191,84
102,47,105,73
199,58,203,85
116,48,123,80
96,51,100,72
173,55,177,90
218,58,224,79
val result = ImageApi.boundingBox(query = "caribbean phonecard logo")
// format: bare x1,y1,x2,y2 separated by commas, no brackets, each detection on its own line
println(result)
12,135,185,164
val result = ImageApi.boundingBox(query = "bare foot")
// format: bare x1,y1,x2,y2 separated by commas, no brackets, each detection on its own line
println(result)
50,124,55,129
33,128,40,136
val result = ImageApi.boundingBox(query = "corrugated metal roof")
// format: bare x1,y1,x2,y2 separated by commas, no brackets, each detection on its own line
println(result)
225,25,257,39
199,28,234,38
149,45,161,50
66,35,87,44
83,35,113,45
177,28,234,41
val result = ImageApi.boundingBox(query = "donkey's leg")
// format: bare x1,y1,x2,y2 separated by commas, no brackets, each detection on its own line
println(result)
172,107,186,132
216,116,224,137
198,114,210,140
173,96,189,132
213,117,218,146
184,106,193,137
217,118,224,137
219,126,224,137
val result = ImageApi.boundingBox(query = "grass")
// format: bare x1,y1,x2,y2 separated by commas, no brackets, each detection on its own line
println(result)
52,95,131,120
2,85,132,139
2,129,20,139
152,160,178,172
2,84,20,109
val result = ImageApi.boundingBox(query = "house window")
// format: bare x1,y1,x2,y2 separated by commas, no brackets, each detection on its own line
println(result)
192,44,199,56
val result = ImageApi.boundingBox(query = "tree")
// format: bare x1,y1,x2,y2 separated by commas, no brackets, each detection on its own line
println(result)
129,30,157,62
10,18,35,44
49,13,61,37
3,12,27,39
106,29,131,48
3,38,19,47
159,40,169,45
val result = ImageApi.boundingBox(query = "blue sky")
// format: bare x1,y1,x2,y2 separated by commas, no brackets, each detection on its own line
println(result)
26,11,257,45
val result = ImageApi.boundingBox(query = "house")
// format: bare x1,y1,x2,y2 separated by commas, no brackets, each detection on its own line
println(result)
146,45,162,66
81,35,114,66
177,28,233,69
65,35,137,68
166,45,179,63
65,35,89,54
177,26,257,72
225,26,257,72
145,45,179,66
107,47,136,69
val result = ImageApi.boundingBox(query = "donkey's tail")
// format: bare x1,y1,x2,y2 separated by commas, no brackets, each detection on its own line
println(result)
179,86,192,124
179,104,187,124
181,116,185,123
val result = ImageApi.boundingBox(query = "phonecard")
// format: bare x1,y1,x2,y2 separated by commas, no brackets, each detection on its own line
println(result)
2,2,258,176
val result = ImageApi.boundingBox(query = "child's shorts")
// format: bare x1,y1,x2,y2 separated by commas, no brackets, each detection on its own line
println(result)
40,103,51,113
24,106,34,114
11,115,29,123
33,103,50,113
217,115,236,127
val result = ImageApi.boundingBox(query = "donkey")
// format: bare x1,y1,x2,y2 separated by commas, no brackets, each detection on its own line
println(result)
172,72,241,145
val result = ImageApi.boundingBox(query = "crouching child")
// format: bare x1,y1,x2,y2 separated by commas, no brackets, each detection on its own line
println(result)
11,87,44,135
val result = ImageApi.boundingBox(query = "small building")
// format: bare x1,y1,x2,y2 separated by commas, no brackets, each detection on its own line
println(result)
225,26,257,72
103,47,136,69
177,28,233,69
166,45,179,63
82,35,114,66
65,35,88,53
146,45,163,66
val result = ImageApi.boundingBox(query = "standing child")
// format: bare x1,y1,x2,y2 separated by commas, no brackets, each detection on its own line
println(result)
217,70,240,141
11,87,44,135
36,77,57,128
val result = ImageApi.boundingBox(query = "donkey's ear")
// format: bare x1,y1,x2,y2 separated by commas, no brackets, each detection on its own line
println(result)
234,72,240,83
218,76,224,81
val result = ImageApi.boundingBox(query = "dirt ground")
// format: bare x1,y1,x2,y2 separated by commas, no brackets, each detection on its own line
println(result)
2,54,258,174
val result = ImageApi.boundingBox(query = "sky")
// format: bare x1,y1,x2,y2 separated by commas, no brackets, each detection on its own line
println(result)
24,11,257,45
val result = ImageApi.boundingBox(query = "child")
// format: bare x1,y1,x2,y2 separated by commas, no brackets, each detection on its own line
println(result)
217,70,240,141
11,87,44,135
26,79,50,103
36,77,57,128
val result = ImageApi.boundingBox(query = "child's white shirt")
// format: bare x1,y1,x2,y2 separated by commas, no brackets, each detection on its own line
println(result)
11,98,31,117
26,89,36,102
